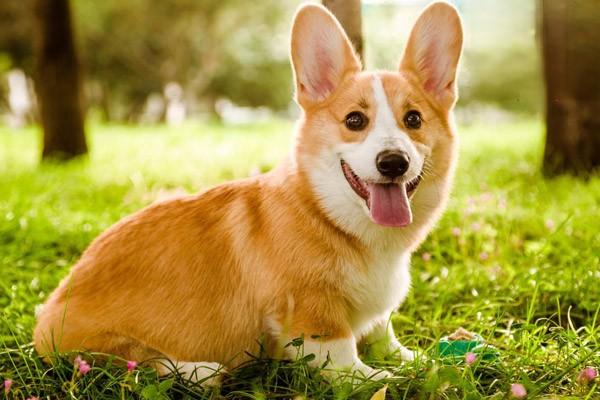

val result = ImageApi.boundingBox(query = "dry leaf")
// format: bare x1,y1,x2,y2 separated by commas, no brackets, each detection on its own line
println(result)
369,384,387,400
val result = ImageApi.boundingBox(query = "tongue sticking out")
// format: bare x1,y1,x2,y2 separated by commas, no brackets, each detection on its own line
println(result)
368,183,412,227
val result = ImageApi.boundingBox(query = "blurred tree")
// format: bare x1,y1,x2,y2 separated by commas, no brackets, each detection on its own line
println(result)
540,0,600,176
0,0,34,115
323,0,364,62
0,1,33,71
2,0,293,122
33,0,87,160
73,0,292,121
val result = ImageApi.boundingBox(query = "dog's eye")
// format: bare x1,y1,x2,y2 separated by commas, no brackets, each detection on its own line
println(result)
404,110,422,129
344,111,368,131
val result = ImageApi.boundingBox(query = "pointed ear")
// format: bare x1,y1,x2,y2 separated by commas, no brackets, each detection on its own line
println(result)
400,2,463,108
290,4,362,108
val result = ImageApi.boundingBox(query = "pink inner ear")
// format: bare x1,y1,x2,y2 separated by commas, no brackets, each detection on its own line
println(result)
303,47,337,100
418,38,455,99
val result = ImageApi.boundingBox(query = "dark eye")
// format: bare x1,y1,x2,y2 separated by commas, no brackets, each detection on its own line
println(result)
404,110,422,129
344,111,368,131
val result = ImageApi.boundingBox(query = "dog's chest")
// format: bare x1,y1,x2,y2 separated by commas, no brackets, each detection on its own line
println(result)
343,252,411,337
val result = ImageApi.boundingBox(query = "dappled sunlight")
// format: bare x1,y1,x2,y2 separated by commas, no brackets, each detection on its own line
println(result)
1,0,598,398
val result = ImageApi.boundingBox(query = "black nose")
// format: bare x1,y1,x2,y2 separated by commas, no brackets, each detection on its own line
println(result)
376,150,410,179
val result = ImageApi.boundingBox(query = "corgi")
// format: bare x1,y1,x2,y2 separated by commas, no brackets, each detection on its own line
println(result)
34,1,462,385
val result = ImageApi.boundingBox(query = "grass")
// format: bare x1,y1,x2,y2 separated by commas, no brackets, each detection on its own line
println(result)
0,118,599,399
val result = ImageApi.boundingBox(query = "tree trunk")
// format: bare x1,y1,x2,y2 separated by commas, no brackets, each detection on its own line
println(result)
32,0,87,160
322,0,364,63
540,0,600,176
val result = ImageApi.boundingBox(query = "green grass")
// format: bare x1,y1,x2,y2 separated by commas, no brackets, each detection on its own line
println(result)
0,119,598,399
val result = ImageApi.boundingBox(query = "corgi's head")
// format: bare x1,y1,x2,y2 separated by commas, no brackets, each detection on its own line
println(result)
290,2,463,241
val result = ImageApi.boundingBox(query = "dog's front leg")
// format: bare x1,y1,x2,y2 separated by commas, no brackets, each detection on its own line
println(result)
300,334,391,382
280,304,391,383
362,315,416,361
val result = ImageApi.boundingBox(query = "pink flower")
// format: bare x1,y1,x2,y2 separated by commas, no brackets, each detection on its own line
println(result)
464,352,476,365
545,219,555,230
451,227,461,237
510,383,527,398
498,198,507,210
479,251,489,261
471,222,482,232
577,367,597,384
4,379,12,394
27,397,39,400
421,252,431,262
74,355,82,367
127,360,138,372
78,360,91,375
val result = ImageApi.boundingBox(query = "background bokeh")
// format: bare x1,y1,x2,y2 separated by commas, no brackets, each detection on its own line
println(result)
0,1,598,398
0,0,541,125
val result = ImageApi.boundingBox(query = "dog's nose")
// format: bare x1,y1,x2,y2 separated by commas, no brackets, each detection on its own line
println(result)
376,150,410,179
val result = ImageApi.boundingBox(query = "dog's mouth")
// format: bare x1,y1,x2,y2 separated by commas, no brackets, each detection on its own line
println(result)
341,159,421,227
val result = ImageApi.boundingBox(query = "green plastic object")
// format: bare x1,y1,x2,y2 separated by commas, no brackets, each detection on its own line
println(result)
437,330,499,362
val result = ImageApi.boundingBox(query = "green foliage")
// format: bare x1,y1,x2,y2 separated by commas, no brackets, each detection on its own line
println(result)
1,0,545,120
0,119,599,398
364,0,543,115
457,0,543,114
71,0,294,119
460,46,542,114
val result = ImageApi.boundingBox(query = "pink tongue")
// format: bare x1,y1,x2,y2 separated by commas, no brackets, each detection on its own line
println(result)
368,183,412,227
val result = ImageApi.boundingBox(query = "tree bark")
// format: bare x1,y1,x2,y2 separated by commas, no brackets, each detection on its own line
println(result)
540,0,600,176
32,0,87,160
322,0,364,63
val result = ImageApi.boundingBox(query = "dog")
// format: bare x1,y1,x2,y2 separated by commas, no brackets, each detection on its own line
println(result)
34,1,462,385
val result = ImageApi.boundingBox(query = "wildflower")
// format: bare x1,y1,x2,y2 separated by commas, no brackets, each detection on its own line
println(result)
451,227,461,237
464,352,476,365
510,383,527,398
75,356,91,375
421,252,431,262
127,360,138,372
79,360,91,375
577,367,597,384
4,379,12,395
481,192,493,202
545,219,555,230
479,251,489,261
471,222,482,232
498,198,507,210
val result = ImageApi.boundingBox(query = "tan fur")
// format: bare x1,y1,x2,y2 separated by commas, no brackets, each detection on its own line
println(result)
35,168,375,362
34,1,463,378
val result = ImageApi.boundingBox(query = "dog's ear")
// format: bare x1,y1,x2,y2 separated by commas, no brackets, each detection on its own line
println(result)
400,2,463,108
290,4,361,108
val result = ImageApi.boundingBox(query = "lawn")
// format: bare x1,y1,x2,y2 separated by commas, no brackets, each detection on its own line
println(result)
0,119,598,399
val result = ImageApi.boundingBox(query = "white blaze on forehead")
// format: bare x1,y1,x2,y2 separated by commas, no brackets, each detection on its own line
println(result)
363,74,423,179
371,74,400,139
370,74,413,152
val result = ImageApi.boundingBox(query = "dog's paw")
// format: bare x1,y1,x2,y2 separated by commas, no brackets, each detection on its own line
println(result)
398,347,431,363
323,363,392,385
399,347,416,361
367,368,393,380
158,361,226,388
182,362,226,387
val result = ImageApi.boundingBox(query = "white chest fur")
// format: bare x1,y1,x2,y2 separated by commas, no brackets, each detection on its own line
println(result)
343,251,411,338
